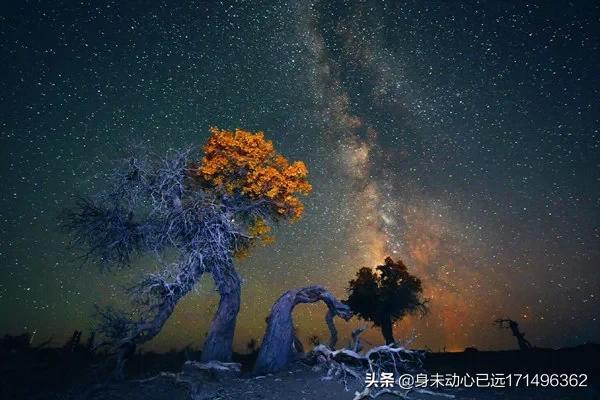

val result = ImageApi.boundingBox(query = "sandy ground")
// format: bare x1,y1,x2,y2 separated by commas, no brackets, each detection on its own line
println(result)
3,345,597,399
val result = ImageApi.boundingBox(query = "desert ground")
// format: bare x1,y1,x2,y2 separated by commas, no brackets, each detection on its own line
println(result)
1,337,598,400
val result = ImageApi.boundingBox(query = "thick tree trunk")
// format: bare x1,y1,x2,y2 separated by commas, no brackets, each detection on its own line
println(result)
201,267,241,362
253,286,352,374
380,318,395,345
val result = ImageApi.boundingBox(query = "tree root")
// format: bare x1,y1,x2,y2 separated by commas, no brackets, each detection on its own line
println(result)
311,342,454,399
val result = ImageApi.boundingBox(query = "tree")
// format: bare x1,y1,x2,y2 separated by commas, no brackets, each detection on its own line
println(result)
344,257,427,345
494,318,533,350
253,286,352,374
62,127,311,376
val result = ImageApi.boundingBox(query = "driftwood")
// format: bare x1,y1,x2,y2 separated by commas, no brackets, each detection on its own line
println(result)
253,286,352,374
311,341,453,399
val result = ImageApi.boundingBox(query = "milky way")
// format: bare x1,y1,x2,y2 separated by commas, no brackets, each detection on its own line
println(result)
1,1,598,352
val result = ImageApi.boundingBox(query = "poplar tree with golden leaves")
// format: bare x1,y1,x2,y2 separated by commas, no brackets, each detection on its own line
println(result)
62,128,311,378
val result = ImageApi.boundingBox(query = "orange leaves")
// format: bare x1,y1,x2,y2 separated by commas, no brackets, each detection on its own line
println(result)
195,127,310,258
232,217,275,259
248,218,275,245
197,127,312,221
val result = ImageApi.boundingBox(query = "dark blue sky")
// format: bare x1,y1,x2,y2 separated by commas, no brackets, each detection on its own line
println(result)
1,1,598,351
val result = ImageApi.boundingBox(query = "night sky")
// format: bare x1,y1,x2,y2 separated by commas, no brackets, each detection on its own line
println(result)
1,1,599,353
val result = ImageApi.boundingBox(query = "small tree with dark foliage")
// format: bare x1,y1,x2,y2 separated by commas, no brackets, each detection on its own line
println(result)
345,257,427,344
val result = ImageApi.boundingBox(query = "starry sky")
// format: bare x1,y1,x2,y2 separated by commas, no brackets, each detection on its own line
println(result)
1,1,599,353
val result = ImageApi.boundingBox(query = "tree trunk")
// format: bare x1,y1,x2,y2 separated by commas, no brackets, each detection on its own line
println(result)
201,267,241,362
325,309,338,349
112,263,203,379
380,318,395,345
253,286,352,374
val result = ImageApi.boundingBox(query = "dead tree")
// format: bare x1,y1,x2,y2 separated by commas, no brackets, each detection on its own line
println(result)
254,286,352,374
310,339,453,399
350,326,368,352
63,330,82,352
85,331,95,353
495,318,532,350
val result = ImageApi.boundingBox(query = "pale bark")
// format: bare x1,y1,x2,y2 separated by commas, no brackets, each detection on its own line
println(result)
325,309,338,348
110,263,204,379
201,267,241,362
253,286,352,374
310,340,445,398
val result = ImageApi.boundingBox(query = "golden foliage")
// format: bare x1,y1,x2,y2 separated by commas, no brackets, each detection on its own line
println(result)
197,127,312,221
248,218,275,245
234,218,275,259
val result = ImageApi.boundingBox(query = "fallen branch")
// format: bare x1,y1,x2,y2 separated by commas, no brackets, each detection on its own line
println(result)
311,340,453,399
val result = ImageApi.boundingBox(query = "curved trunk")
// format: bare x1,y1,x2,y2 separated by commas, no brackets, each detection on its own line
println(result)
325,309,338,349
201,267,241,362
380,317,395,345
113,263,204,379
253,286,352,374
292,332,304,353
